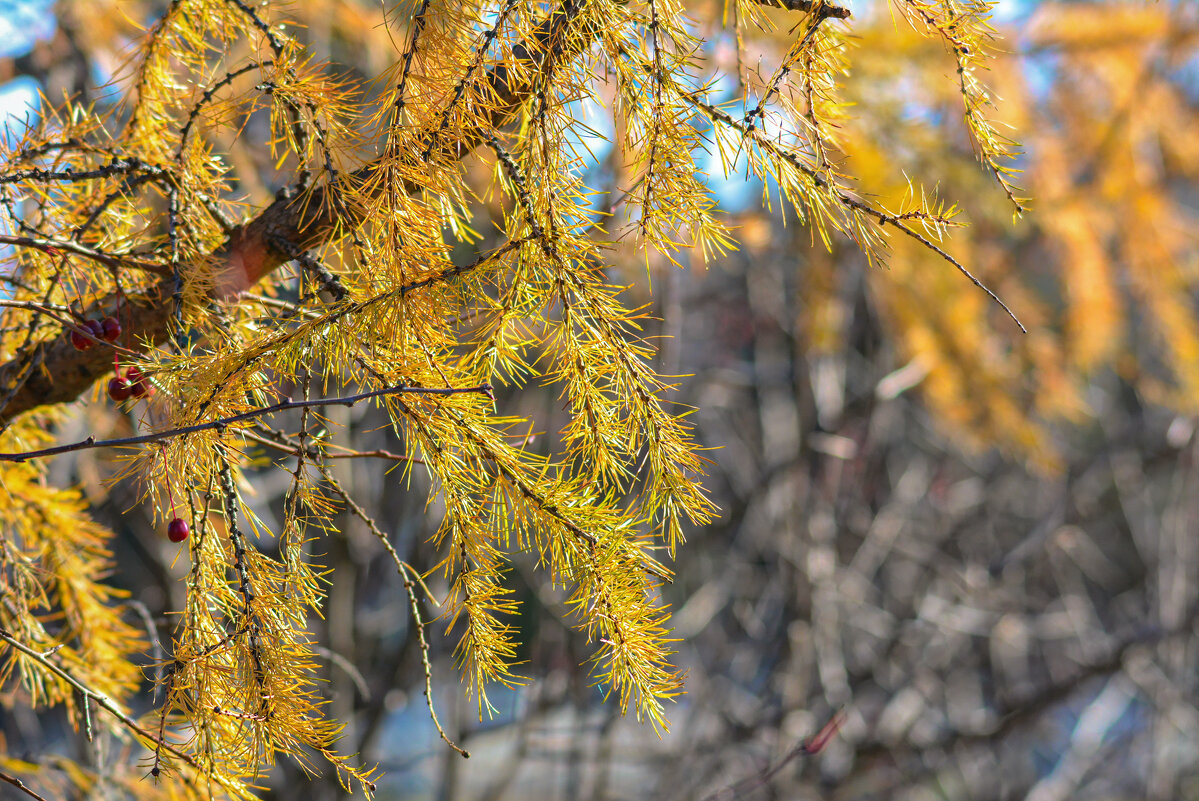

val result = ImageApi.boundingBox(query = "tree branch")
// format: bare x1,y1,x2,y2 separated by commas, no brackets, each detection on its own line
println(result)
0,627,202,773
0,383,493,462
753,0,851,20
0,0,601,425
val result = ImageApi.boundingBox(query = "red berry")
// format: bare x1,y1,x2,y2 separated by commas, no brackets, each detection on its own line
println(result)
125,367,153,398
107,376,132,401
167,517,190,543
86,319,106,339
100,317,121,342
69,327,92,350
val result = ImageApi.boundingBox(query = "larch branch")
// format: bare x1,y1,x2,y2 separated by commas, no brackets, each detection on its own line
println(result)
0,0,600,425
0,383,493,462
752,0,851,20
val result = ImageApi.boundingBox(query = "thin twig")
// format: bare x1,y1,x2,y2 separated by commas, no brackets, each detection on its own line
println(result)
217,454,269,716
0,628,203,772
743,2,839,130
0,300,144,358
700,709,845,801
244,424,425,465
0,234,169,275
679,90,1027,332
0,769,52,801
0,157,163,186
317,462,467,757
0,383,494,462
126,599,165,699
311,644,373,700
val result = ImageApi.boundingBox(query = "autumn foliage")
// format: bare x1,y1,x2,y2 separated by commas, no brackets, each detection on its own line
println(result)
0,0,1195,798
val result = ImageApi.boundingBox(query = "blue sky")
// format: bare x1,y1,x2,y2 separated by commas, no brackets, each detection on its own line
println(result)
0,0,54,59
0,0,53,145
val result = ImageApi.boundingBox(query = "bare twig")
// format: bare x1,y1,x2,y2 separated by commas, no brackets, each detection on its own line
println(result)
317,462,468,758
0,769,52,801
0,234,169,275
700,709,846,801
311,644,373,700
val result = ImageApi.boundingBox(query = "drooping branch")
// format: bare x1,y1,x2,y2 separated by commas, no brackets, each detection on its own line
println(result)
0,627,206,776
0,0,603,426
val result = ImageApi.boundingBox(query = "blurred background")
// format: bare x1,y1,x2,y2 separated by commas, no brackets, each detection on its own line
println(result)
3,0,1199,799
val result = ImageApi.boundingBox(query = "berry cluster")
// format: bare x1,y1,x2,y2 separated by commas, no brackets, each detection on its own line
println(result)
107,366,154,402
68,317,120,350
70,314,182,544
